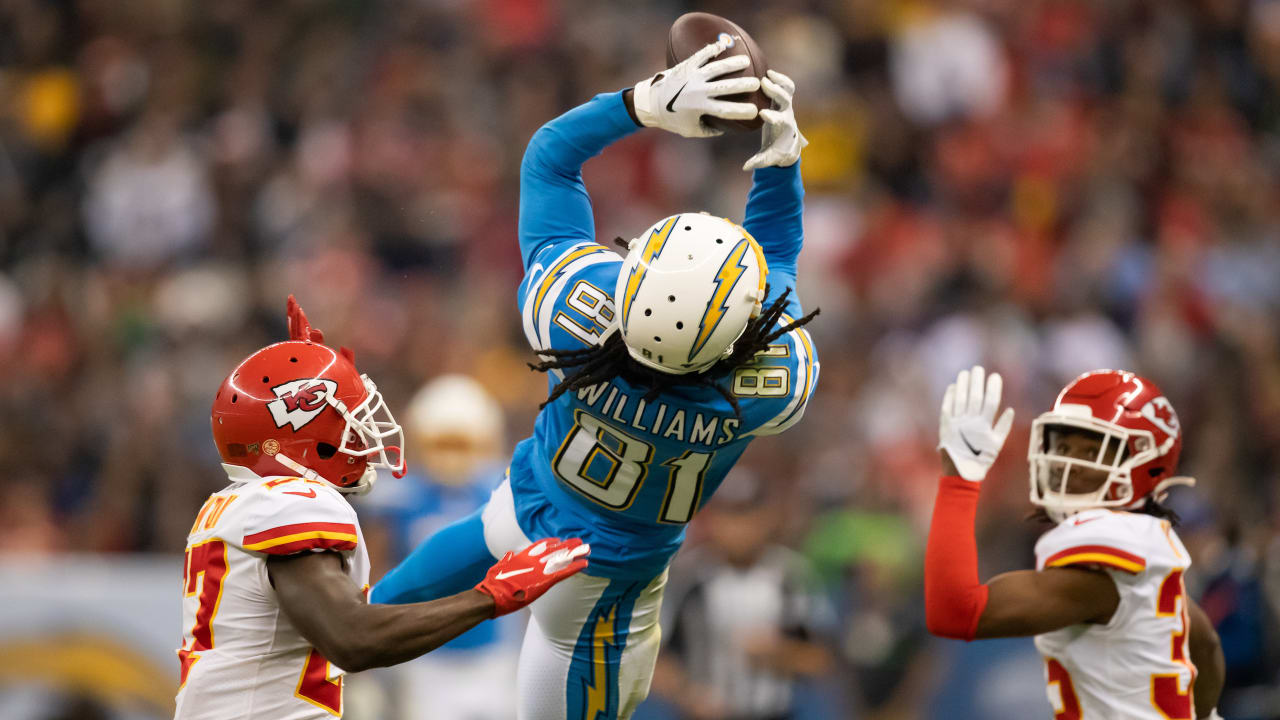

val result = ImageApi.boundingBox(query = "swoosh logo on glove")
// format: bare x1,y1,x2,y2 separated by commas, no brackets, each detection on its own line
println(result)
494,568,534,581
959,432,983,457
666,83,688,113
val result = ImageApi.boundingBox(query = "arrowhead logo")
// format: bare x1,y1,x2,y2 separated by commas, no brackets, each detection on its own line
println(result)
1140,396,1179,436
267,379,339,430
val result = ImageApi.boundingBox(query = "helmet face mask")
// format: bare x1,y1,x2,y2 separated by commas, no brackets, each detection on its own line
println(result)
332,374,404,476
1028,417,1155,521
1026,369,1186,522
614,213,768,375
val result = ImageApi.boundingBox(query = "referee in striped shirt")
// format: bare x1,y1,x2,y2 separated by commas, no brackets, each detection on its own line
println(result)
651,470,836,720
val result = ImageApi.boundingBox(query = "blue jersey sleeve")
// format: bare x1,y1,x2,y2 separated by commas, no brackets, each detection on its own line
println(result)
518,90,641,270
518,244,623,353
737,317,819,437
743,162,805,317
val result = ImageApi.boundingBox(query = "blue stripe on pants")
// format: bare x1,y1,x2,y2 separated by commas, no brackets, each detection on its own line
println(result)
565,578,647,720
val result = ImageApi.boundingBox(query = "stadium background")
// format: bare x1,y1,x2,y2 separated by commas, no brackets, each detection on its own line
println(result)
1,0,1278,718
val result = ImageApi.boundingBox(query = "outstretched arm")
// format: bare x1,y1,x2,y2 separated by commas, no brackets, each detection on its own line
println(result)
741,71,808,314
925,453,1121,640
519,38,761,269
925,369,1123,639
743,163,804,310
271,551,492,672
269,538,588,672
518,91,641,269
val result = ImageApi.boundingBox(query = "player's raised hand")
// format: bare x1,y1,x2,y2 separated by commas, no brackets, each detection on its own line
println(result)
938,365,1015,482
475,537,590,616
743,70,808,170
632,37,761,138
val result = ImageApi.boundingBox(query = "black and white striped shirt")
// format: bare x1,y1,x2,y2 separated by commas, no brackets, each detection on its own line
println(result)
662,545,834,720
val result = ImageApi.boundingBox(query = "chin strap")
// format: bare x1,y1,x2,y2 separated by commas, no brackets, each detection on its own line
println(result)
271,451,377,495
271,451,322,482
1152,475,1196,503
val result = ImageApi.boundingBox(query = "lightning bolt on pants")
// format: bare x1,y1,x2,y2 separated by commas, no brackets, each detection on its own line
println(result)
376,477,669,720
515,560,667,720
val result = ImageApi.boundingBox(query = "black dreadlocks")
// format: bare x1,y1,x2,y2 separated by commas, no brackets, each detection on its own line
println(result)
529,271,819,418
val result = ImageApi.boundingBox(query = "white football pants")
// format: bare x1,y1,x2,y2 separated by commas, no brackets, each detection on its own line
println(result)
482,480,668,720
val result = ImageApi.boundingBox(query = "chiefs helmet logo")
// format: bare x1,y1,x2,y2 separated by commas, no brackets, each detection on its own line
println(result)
1140,396,1179,437
267,379,339,430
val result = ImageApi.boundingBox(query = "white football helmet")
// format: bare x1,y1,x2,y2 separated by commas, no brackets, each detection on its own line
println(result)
614,213,768,374
404,374,504,486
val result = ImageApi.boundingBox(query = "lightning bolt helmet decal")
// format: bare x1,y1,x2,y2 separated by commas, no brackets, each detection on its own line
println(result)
613,213,768,375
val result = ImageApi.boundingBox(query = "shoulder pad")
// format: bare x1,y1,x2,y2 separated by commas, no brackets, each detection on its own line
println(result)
740,319,818,437
234,477,360,556
1034,510,1157,575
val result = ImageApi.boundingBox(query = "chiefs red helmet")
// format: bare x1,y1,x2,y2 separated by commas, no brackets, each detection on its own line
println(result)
1028,369,1192,521
211,296,405,493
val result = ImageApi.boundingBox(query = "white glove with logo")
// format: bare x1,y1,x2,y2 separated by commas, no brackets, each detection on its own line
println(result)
632,37,762,138
939,365,1015,482
743,70,809,171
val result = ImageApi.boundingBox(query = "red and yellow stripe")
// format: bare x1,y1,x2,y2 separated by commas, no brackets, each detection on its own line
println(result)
242,522,358,555
1044,544,1146,574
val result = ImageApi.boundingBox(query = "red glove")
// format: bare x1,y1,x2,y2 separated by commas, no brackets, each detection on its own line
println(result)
475,537,590,616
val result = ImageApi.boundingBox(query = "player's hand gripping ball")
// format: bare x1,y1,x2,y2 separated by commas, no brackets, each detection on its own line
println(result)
666,12,770,133
475,537,591,616
632,36,761,138
743,70,808,171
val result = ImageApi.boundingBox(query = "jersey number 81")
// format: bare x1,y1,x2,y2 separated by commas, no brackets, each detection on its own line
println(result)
553,410,712,524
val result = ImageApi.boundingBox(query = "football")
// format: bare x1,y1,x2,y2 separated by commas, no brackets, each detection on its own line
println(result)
666,12,769,133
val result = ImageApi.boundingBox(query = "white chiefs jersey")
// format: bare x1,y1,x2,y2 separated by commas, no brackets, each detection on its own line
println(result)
175,465,369,719
1033,508,1196,720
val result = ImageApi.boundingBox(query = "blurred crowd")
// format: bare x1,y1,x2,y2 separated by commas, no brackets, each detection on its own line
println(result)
2,0,1279,717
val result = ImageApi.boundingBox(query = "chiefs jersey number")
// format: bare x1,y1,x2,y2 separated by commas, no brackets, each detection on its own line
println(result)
179,531,342,714
179,539,228,687
1152,569,1195,719
1045,658,1082,720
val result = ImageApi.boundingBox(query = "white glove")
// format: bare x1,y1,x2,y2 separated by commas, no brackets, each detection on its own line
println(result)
632,37,762,138
743,70,809,171
1200,710,1223,720
939,365,1015,482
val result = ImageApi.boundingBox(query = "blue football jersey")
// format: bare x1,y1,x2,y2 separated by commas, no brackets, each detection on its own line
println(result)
509,240,817,579
507,90,817,579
